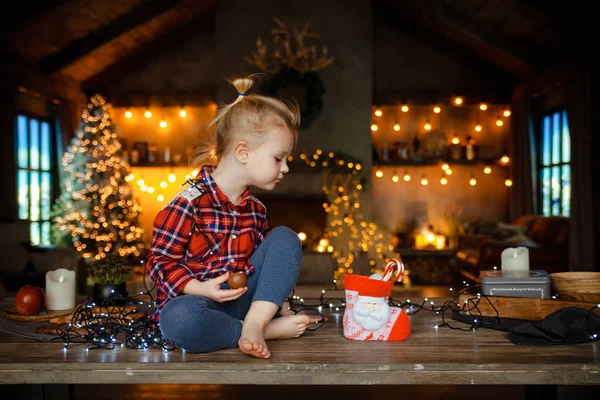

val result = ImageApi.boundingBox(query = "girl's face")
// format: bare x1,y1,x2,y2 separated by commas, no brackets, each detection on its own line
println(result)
246,124,295,191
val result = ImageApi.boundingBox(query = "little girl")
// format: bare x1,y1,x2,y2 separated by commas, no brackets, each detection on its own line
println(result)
146,75,318,359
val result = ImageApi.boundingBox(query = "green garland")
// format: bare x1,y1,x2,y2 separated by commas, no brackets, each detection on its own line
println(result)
260,67,326,130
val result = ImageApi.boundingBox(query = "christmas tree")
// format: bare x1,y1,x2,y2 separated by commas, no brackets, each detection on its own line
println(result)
53,94,144,261
296,151,410,285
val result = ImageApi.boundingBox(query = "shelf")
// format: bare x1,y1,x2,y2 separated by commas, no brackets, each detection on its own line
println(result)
129,163,189,168
375,158,507,167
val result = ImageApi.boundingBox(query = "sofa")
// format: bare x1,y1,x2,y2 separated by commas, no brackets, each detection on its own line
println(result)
456,214,569,281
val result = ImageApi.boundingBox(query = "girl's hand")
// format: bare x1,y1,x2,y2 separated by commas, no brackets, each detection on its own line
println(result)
201,272,247,303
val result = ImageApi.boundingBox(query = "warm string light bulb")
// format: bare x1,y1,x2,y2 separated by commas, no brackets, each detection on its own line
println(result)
470,176,477,186
374,107,382,117
433,105,441,113
500,154,510,164
441,163,449,171
451,134,460,145
496,116,504,126
179,108,187,118
453,96,463,106
144,109,152,118
505,178,513,187
159,119,167,128
375,169,383,178
401,104,409,112
479,103,488,111
424,121,432,131
370,123,378,132
440,176,448,185
420,175,428,186
392,172,399,182
393,122,400,131
474,122,482,132
503,108,511,117
483,165,492,174
124,109,132,119
403,171,411,181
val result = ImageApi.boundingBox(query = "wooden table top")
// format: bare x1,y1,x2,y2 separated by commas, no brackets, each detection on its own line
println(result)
0,294,598,386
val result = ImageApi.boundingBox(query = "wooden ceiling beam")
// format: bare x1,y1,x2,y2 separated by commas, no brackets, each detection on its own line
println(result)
82,9,215,96
375,6,517,88
423,0,552,72
39,0,185,75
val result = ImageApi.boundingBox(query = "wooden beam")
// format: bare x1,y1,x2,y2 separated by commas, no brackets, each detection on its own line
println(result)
82,10,215,96
422,0,551,72
39,0,185,75
374,7,517,88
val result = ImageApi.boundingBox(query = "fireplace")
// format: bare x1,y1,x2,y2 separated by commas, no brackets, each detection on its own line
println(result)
259,194,327,251
252,169,329,249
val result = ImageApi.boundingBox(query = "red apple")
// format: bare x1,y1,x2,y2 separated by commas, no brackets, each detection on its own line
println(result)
15,285,45,315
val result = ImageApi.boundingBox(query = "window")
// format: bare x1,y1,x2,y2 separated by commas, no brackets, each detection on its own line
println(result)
16,114,58,246
538,109,570,217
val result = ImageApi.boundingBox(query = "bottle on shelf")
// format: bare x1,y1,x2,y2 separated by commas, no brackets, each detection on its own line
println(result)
163,145,171,165
411,134,421,161
465,136,477,161
148,143,158,164
130,148,140,165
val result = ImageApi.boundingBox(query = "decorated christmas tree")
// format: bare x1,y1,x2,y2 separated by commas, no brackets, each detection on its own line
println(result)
295,150,410,285
52,94,144,261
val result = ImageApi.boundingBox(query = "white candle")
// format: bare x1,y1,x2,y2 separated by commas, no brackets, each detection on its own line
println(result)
501,247,529,273
46,268,76,310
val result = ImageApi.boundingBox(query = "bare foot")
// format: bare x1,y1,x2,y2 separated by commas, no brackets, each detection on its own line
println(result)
238,322,270,359
279,301,296,316
264,314,321,340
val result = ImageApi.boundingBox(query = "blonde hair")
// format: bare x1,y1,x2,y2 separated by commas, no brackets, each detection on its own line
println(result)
190,74,301,168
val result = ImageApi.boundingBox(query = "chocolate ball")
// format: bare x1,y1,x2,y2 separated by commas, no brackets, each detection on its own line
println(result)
227,272,247,289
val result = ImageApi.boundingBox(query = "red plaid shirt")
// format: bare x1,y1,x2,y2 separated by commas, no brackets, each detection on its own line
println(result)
146,165,270,320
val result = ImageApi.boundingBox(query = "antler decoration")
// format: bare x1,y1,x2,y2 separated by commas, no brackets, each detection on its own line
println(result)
245,17,335,73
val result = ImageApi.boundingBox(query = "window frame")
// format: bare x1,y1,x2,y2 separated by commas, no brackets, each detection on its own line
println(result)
14,110,60,247
536,107,570,217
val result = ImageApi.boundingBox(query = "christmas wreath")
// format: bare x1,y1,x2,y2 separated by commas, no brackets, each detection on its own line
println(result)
260,67,326,130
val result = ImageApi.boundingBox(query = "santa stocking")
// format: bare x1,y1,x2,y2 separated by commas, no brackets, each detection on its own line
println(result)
343,259,410,341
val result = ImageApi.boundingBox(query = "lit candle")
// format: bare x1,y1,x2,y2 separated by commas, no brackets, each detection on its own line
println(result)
501,247,529,274
435,235,446,250
45,268,76,310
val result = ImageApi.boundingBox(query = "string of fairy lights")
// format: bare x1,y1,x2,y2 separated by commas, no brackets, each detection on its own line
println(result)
371,99,514,187
54,269,600,352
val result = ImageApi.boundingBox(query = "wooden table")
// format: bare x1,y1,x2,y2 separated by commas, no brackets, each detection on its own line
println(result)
0,293,598,397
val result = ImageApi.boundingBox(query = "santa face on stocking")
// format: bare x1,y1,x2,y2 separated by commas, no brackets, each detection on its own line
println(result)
343,270,410,341
352,295,391,331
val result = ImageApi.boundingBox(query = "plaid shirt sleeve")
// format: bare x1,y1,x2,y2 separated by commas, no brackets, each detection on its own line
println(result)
146,196,198,300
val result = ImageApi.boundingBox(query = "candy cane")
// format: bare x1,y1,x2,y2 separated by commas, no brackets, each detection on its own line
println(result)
383,259,405,282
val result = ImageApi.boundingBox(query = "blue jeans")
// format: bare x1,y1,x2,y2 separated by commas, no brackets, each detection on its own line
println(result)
158,226,302,353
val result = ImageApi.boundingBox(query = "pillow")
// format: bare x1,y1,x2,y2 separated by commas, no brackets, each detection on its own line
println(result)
501,233,541,247
527,216,569,247
492,222,528,241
